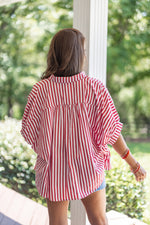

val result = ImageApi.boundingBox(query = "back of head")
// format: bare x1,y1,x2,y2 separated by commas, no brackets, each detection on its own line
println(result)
41,28,85,79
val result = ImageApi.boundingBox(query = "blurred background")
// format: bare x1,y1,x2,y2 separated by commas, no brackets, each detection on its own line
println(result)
0,0,150,224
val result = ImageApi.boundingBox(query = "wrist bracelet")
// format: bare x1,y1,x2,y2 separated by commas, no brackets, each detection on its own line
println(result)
121,148,130,159
130,162,140,174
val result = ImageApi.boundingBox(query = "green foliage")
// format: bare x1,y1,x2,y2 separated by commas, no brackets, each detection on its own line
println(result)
127,142,150,224
0,116,47,205
53,0,73,29
0,0,58,120
107,0,150,130
106,149,147,220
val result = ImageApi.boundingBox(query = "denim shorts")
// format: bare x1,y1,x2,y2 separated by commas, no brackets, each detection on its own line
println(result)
94,177,106,192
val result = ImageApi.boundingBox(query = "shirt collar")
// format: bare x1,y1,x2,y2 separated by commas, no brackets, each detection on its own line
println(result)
50,71,86,83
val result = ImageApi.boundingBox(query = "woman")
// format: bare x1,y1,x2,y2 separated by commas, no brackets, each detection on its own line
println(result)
20,28,147,225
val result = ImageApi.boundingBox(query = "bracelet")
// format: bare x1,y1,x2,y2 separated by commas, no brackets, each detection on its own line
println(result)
130,162,140,174
121,148,130,159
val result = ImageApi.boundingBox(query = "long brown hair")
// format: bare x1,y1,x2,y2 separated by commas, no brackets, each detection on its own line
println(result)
40,28,85,80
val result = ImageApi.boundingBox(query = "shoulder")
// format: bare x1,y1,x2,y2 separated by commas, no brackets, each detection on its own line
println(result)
34,78,50,89
31,78,51,94
85,74,106,94
26,79,50,102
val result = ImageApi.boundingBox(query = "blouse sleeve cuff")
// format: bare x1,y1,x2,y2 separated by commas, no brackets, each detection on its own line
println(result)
108,122,123,145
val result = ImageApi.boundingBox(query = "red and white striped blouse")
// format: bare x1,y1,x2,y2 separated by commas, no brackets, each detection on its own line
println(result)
20,71,123,201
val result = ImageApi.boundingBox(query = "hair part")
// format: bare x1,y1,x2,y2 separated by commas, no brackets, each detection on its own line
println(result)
40,28,85,80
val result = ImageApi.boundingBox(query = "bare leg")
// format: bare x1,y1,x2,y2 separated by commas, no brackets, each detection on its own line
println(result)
80,188,108,225
46,198,69,225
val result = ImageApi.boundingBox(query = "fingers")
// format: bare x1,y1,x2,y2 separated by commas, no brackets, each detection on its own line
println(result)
135,168,147,182
136,176,144,182
135,175,144,182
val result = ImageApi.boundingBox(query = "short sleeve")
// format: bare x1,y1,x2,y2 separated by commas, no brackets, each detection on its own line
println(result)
98,82,123,146
20,83,41,148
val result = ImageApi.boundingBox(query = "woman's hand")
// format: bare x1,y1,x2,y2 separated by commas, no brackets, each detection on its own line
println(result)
130,164,147,182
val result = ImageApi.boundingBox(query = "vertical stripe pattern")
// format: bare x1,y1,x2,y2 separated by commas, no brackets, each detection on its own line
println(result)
20,71,123,201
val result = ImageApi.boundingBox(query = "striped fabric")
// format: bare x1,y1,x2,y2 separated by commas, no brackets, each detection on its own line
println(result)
20,71,123,201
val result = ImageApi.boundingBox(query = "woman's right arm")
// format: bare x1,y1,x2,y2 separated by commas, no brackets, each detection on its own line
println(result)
112,134,147,182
